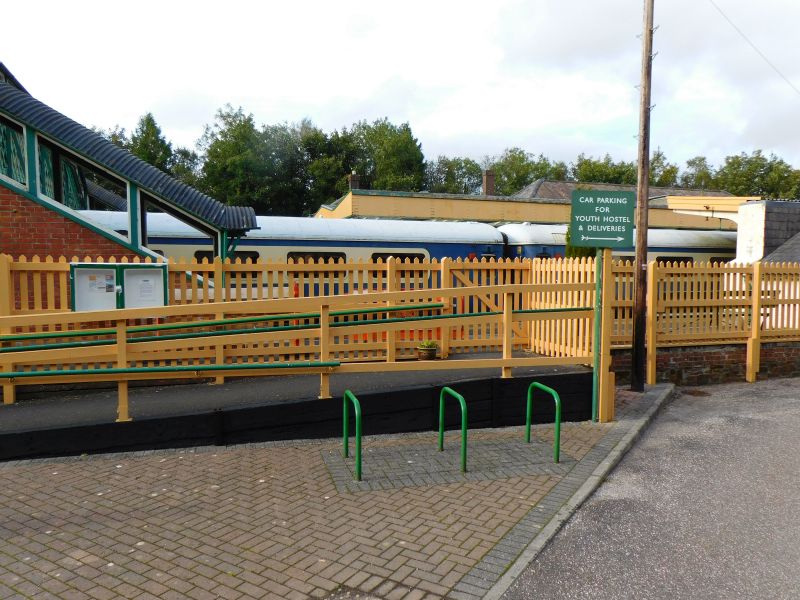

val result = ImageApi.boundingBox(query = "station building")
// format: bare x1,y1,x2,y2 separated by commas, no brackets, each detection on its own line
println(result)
0,63,255,260
315,172,757,232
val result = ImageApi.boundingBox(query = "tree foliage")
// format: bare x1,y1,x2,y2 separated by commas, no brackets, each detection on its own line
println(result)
714,151,800,199
564,224,595,258
424,155,482,194
129,113,173,173
351,118,424,191
679,156,715,190
571,153,636,185
483,148,565,195
197,106,272,211
96,107,800,216
649,149,679,187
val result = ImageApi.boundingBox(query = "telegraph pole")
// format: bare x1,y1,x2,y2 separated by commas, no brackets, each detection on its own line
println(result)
631,0,655,392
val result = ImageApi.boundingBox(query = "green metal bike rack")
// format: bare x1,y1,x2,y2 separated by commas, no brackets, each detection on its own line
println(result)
438,386,468,473
342,390,363,481
525,381,562,463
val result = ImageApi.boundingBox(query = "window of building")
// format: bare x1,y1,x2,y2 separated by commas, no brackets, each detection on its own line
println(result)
37,136,127,213
0,115,26,186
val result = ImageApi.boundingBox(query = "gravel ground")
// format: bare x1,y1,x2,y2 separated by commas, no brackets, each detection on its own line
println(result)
503,378,800,600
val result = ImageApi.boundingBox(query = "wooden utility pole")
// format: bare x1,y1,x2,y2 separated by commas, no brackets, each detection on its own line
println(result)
631,0,655,392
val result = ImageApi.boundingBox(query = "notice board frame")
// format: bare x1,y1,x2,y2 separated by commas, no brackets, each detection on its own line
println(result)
70,263,169,311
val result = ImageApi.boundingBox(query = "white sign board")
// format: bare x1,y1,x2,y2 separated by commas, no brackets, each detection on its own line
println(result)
73,268,118,311
123,267,167,309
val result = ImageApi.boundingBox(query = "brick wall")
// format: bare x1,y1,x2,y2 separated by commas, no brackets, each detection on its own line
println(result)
612,342,800,386
0,184,139,260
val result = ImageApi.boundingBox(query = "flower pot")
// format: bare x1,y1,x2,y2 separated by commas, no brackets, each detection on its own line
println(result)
416,347,437,360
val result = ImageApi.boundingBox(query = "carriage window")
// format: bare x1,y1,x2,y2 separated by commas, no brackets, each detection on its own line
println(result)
371,252,425,263
656,256,693,264
710,256,733,264
194,250,260,263
287,251,346,263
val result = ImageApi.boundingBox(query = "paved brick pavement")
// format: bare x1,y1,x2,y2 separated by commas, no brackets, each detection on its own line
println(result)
0,388,666,600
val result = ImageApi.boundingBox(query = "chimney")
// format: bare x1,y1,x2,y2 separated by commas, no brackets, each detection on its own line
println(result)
347,172,360,190
482,170,495,195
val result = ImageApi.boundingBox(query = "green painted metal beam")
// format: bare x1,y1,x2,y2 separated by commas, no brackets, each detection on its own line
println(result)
0,303,446,343
0,361,340,379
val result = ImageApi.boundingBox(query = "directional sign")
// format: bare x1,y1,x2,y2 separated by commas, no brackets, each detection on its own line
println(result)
570,190,635,248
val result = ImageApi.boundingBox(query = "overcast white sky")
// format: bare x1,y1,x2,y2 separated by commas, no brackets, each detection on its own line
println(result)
3,0,800,170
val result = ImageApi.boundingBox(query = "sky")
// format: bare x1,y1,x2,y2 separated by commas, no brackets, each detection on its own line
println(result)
3,0,800,170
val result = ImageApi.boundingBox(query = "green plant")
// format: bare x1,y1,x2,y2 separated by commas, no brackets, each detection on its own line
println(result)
417,340,439,349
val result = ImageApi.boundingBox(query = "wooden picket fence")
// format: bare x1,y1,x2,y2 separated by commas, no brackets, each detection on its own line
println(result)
0,254,599,363
3,253,800,419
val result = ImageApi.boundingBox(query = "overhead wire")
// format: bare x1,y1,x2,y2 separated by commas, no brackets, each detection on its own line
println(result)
707,0,800,98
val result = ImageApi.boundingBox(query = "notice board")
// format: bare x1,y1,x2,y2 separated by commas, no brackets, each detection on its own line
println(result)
71,263,168,311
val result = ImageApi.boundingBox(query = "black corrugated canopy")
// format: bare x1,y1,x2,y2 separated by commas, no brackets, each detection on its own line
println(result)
0,79,256,233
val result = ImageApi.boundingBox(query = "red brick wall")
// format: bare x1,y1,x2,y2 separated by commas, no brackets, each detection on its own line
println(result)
0,184,139,260
612,342,800,386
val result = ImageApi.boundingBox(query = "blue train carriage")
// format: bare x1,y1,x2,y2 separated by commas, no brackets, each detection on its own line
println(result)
79,211,505,298
497,222,737,263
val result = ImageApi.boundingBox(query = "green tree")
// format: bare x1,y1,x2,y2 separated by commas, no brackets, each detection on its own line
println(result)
564,225,595,258
484,148,556,195
261,120,311,215
649,149,679,187
170,147,201,188
714,150,800,198
350,118,424,191
95,124,130,149
198,106,272,211
423,155,482,194
129,113,173,173
679,156,716,190
571,153,637,185
302,125,364,211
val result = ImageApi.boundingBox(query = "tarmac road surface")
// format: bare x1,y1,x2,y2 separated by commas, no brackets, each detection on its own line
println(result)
502,378,800,600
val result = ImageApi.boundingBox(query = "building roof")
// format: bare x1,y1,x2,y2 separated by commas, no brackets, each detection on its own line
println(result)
763,231,800,263
0,78,255,233
0,63,28,94
513,179,734,201
85,180,128,211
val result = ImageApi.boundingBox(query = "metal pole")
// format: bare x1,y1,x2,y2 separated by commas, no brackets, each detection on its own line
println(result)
592,248,603,420
631,0,655,392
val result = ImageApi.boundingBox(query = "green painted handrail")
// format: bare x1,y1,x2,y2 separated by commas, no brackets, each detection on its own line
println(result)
0,304,589,355
438,386,468,473
0,303,589,345
342,390,363,481
525,381,562,463
0,305,461,354
0,302,446,343
0,361,339,379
